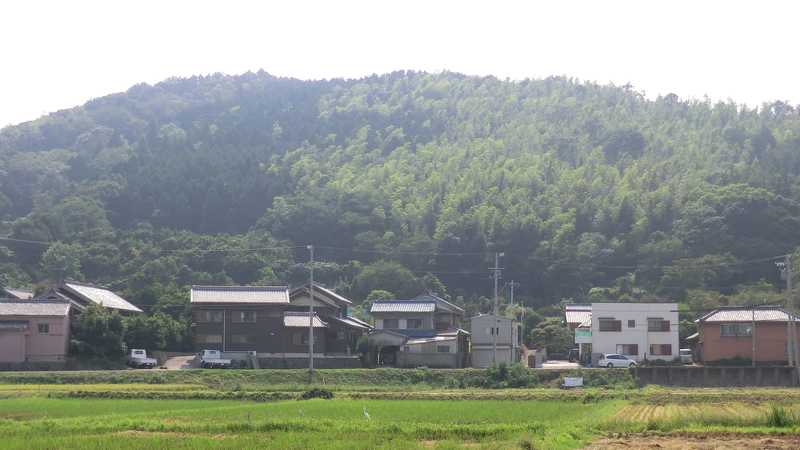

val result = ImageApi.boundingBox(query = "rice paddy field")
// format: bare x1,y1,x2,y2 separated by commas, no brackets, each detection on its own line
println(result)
0,371,799,448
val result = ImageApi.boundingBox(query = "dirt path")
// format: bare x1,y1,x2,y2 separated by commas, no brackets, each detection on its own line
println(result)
163,355,197,370
586,434,800,449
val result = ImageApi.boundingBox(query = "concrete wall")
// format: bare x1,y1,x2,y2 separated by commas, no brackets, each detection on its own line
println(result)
257,356,362,369
397,352,464,368
591,303,679,362
471,346,514,368
471,315,517,346
700,322,799,363
636,365,797,387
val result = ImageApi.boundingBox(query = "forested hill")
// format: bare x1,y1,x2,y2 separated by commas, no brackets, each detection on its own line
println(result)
2,70,800,313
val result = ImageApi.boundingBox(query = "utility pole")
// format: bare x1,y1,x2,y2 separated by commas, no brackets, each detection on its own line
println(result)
787,254,799,384
779,255,797,380
307,245,315,379
490,252,503,364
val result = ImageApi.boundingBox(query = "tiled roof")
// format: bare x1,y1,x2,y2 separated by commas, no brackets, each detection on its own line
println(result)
190,286,289,304
2,288,33,300
0,300,70,316
406,336,457,345
699,308,799,323
63,282,142,313
413,294,464,314
312,285,352,305
370,301,436,313
565,304,592,324
328,315,372,330
283,311,326,328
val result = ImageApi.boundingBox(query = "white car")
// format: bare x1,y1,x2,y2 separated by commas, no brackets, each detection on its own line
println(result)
598,353,637,368
679,348,693,364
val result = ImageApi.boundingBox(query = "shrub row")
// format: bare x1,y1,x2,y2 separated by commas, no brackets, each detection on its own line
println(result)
0,366,636,390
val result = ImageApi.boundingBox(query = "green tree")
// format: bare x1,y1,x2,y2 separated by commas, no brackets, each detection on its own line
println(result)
70,304,125,357
41,242,84,282
528,317,573,354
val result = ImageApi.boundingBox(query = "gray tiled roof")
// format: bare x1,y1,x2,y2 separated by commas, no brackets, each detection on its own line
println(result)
0,300,70,316
413,294,464,314
370,301,436,313
328,315,372,330
283,311,326,328
699,308,799,323
63,282,142,313
191,286,289,304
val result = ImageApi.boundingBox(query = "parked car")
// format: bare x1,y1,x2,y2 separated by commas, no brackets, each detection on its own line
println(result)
679,348,693,364
127,349,157,368
199,349,232,368
598,353,637,368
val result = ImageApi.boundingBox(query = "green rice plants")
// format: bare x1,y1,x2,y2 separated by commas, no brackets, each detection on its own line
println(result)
766,404,795,427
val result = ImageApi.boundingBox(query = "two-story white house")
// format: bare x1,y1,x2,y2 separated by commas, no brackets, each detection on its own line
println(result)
589,303,679,363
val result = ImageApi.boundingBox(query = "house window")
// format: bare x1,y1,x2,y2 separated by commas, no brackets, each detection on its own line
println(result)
406,319,423,329
232,311,257,323
648,318,670,332
230,334,255,345
650,344,672,356
38,323,50,334
628,320,635,328
616,344,638,356
599,318,622,332
383,318,399,329
196,334,223,344
720,323,752,337
437,345,451,353
195,310,223,323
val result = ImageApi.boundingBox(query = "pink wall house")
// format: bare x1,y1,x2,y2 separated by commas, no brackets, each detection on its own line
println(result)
0,301,70,363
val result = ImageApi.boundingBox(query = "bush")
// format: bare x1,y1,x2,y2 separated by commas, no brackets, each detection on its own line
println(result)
483,363,539,389
300,388,334,400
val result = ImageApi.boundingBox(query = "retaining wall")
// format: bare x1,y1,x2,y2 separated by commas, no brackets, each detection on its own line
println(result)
636,365,798,387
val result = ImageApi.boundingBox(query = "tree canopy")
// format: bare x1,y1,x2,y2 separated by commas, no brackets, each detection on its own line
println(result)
2,71,800,316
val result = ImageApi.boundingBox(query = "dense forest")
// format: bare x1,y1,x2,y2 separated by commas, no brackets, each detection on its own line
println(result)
2,71,800,340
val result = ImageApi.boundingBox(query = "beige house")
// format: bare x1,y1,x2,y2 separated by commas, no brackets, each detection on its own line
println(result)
0,300,71,363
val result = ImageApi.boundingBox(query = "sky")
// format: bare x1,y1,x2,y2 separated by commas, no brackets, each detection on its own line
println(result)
1,0,799,128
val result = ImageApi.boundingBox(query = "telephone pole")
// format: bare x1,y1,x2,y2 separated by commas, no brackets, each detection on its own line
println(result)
778,255,798,381
307,245,315,379
490,252,504,364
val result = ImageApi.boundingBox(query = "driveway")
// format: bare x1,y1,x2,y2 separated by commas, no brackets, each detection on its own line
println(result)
163,355,198,370
540,360,581,369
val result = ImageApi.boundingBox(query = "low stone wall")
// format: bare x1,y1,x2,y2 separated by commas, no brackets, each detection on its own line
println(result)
258,356,362,369
397,352,461,369
636,365,798,387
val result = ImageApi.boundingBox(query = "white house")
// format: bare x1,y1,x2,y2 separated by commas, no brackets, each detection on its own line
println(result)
470,314,521,368
589,303,679,363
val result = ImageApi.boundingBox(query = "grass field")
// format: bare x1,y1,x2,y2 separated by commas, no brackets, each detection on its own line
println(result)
0,370,800,448
0,398,623,449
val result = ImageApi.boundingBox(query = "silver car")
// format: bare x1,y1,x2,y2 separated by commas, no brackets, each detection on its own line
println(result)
679,348,693,364
597,353,637,368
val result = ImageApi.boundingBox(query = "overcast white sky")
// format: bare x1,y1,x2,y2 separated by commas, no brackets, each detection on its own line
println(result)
1,0,798,128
